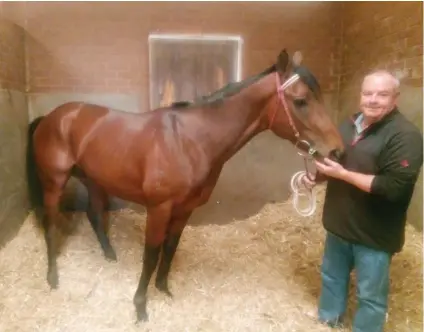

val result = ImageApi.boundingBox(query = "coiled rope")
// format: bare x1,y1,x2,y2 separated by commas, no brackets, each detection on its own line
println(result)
290,170,316,217
290,144,318,217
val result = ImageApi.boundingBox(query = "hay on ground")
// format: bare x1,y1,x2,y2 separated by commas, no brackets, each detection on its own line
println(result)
0,186,422,332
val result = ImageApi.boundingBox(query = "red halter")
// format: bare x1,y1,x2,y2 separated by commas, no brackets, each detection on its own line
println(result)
269,72,300,140
270,72,317,182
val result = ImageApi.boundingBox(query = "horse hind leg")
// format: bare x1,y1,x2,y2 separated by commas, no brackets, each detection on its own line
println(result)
81,178,117,262
41,173,70,289
133,201,172,323
155,210,192,298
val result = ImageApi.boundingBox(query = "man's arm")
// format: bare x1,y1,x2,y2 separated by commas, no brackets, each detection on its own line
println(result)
316,129,423,201
338,170,374,193
368,130,423,201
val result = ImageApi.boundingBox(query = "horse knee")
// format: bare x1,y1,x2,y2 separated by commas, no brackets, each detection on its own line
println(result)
146,232,167,247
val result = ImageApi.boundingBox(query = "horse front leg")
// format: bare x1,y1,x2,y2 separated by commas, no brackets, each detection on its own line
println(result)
155,210,192,297
133,201,172,323
155,167,223,298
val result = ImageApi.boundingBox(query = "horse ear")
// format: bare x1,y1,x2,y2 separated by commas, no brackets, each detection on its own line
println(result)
276,49,289,74
292,50,303,66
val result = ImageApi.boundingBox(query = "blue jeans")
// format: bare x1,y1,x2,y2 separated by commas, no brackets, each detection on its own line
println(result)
318,232,392,332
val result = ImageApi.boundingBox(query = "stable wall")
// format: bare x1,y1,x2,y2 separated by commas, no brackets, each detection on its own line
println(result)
24,2,342,120
338,2,423,230
0,12,29,246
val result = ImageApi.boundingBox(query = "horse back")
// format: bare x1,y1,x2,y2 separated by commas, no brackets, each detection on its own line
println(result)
34,102,150,180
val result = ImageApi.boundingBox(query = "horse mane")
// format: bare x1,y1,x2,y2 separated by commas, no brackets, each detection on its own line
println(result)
169,62,322,109
170,64,277,109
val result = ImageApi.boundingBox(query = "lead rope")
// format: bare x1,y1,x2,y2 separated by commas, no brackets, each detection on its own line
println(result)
290,161,317,217
275,73,318,217
290,171,316,217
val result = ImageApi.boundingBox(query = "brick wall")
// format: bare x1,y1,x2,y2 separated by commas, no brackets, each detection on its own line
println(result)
0,17,26,91
23,2,342,111
338,1,423,118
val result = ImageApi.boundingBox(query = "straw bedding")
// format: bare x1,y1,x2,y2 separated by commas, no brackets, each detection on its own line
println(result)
0,186,422,332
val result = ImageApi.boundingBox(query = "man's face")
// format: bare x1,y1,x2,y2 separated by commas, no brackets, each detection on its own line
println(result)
359,73,399,123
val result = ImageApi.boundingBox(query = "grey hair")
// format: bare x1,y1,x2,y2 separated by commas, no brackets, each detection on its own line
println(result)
363,69,401,93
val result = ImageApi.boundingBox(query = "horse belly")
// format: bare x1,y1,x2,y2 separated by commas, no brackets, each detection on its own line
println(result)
80,159,148,203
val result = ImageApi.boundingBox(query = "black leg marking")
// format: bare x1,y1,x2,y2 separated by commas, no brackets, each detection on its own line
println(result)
83,179,116,261
155,233,182,298
44,216,59,289
133,244,161,322
87,208,117,261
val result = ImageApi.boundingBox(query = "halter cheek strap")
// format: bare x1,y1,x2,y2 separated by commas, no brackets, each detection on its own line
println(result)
271,72,317,182
269,73,300,139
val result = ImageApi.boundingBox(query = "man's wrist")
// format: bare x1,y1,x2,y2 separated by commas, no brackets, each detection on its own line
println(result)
338,168,350,181
337,168,375,193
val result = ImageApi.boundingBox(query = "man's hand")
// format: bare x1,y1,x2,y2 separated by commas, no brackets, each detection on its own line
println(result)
315,157,375,193
314,158,347,180
301,173,317,189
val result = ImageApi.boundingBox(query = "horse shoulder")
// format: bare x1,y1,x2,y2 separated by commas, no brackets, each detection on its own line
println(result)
141,112,212,201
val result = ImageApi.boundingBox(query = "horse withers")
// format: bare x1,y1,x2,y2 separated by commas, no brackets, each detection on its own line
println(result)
26,48,344,322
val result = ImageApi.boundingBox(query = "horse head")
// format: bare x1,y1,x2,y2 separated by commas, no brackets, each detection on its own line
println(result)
265,49,345,162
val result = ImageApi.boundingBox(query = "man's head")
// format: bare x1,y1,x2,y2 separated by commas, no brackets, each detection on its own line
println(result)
359,70,400,124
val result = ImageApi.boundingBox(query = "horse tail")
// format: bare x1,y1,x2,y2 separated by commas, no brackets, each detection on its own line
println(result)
26,116,45,222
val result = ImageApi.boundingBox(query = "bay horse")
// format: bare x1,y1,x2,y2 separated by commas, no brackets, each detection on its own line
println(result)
26,49,344,323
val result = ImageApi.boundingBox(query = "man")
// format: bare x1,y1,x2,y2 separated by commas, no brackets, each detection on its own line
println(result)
303,70,423,331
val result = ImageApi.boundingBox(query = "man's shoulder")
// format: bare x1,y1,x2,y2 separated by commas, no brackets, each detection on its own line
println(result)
388,109,422,139
382,111,423,161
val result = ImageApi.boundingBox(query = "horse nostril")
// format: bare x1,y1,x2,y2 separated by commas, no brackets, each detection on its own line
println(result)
330,149,344,162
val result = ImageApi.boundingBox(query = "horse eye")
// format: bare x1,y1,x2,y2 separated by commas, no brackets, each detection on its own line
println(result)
293,98,307,109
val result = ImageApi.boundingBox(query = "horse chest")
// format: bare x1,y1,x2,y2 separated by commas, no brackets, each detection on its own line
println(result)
178,166,223,210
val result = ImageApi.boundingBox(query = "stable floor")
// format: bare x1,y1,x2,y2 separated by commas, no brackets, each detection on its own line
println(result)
0,186,422,332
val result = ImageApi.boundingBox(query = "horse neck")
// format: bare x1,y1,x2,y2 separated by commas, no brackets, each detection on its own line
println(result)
202,73,276,164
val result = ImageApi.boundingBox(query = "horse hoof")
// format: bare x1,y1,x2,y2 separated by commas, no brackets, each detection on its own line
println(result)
155,281,173,298
133,295,148,323
104,248,117,262
47,272,59,289
163,289,173,299
136,310,149,323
